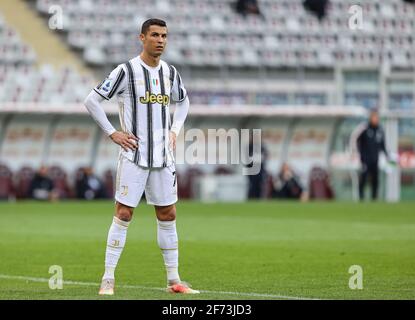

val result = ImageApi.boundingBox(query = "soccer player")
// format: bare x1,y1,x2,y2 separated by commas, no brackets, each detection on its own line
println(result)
83,18,199,295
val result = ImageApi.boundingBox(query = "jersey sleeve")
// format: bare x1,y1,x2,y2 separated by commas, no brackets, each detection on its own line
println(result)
94,64,127,100
169,65,187,103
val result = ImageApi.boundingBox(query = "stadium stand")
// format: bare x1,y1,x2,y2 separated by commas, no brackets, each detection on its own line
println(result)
0,4,96,104
0,23,36,65
0,64,94,103
31,0,415,69
26,0,415,108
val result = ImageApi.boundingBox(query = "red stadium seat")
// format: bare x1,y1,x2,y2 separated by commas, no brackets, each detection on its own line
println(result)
0,164,15,200
308,167,334,200
177,168,204,199
15,166,35,199
103,169,115,199
49,166,73,199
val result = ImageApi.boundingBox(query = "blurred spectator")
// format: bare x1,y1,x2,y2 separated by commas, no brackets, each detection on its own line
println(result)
246,137,268,199
271,163,304,199
29,166,57,201
76,167,106,200
303,0,329,21
234,0,262,17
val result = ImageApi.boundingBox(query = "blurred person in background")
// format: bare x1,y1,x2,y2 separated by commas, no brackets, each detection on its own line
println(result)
355,110,391,201
76,166,106,200
234,0,263,17
246,137,268,199
271,163,304,200
29,166,57,201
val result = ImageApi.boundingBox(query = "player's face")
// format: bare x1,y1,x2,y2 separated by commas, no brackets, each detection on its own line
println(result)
140,25,167,57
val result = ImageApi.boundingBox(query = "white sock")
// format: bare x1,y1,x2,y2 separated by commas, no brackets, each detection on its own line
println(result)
157,219,180,285
103,216,129,280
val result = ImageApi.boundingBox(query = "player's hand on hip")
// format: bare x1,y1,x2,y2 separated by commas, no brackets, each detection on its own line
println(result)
169,131,177,151
110,131,139,152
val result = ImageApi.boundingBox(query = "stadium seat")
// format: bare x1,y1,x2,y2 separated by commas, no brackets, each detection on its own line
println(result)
49,166,73,199
308,167,334,200
177,168,204,199
15,166,35,199
102,169,115,199
0,164,15,200
83,46,106,66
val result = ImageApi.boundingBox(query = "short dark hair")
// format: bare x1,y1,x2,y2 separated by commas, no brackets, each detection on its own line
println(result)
141,18,167,34
369,109,379,116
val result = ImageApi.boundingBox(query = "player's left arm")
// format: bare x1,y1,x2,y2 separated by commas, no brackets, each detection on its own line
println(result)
169,96,189,150
169,67,189,150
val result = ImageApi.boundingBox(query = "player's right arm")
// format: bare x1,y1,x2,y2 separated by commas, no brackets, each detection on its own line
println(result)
84,65,138,152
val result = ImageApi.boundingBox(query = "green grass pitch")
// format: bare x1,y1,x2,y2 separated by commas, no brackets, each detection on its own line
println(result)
0,201,414,300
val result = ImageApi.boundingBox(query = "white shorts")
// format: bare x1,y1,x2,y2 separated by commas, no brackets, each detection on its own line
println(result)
114,155,178,207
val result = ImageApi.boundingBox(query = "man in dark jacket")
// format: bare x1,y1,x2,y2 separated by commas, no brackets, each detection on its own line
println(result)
30,166,54,200
76,167,106,200
271,163,303,199
356,110,389,200
246,137,268,199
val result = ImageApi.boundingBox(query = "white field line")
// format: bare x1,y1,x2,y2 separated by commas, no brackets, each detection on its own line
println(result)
0,274,320,300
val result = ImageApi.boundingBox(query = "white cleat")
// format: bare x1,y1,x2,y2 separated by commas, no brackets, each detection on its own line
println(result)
99,279,115,295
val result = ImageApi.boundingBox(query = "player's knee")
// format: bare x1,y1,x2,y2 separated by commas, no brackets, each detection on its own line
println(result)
115,202,133,222
156,205,176,221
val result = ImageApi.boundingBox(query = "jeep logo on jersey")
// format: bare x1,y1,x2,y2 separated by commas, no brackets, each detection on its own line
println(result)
140,91,169,106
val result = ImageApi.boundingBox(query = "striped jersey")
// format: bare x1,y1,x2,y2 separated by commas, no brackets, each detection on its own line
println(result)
94,55,187,168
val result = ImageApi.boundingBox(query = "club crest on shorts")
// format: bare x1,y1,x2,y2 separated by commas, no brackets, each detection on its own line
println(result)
120,185,128,196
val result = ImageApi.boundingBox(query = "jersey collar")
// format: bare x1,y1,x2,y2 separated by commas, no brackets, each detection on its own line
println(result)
137,55,161,72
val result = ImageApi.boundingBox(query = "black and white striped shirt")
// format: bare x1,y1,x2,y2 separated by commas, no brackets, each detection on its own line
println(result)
94,56,187,168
